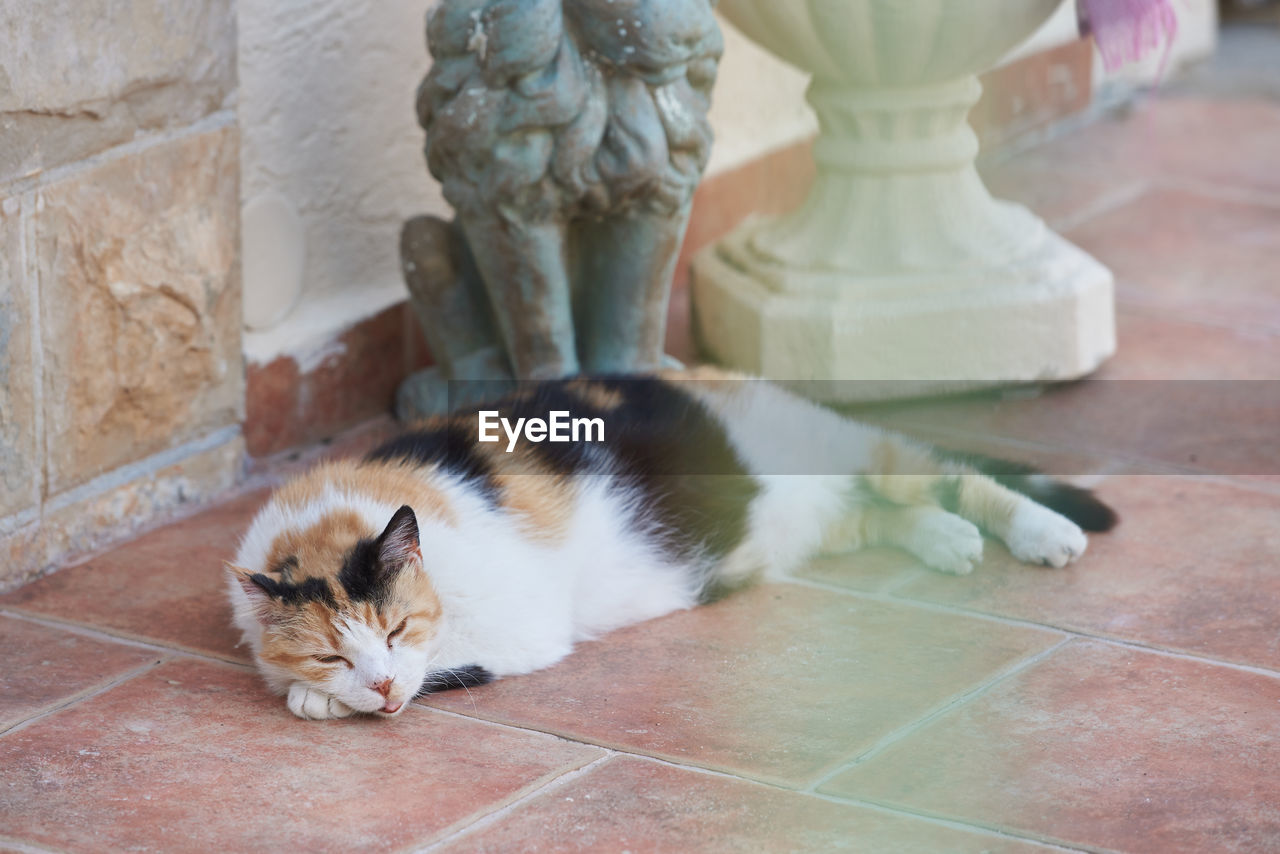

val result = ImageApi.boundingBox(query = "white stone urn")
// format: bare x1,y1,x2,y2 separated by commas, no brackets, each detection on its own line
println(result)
694,0,1115,397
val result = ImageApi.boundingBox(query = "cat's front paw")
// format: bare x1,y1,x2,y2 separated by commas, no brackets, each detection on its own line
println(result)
287,683,356,720
1006,503,1087,568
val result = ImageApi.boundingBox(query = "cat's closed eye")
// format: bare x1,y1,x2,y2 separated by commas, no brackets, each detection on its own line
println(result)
387,618,409,648
314,654,352,668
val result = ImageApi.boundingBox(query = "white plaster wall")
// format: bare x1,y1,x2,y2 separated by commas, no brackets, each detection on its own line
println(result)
704,14,817,175
238,0,447,364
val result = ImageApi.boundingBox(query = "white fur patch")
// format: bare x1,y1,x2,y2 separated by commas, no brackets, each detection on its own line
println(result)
287,683,355,720
1006,502,1088,568
904,509,984,575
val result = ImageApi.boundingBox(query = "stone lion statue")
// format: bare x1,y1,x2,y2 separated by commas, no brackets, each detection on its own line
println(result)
399,0,722,415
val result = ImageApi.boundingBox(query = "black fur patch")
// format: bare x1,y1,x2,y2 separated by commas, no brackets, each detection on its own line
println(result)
336,537,385,604
249,573,336,608
365,421,501,503
417,665,493,695
589,378,759,574
1005,477,1119,532
934,448,1118,532
484,380,616,475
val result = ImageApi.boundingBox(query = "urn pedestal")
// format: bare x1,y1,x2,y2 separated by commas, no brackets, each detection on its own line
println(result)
693,0,1115,399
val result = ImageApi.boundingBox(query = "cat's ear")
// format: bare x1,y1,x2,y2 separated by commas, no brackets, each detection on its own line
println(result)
226,563,282,626
376,505,422,569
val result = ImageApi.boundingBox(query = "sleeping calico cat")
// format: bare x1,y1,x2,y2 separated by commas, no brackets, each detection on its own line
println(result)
228,370,1116,720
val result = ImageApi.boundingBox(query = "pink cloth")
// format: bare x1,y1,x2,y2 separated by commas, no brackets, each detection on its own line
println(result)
1079,0,1180,72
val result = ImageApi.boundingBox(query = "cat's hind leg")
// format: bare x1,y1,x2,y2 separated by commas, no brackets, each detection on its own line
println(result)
823,503,985,575
874,469,1088,569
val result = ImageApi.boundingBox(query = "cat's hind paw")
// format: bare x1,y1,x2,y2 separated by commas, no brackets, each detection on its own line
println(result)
1006,503,1087,568
908,511,984,575
287,683,356,720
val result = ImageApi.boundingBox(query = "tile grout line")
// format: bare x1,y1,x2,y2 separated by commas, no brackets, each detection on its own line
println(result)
416,699,807,791
0,608,197,656
877,415,1280,483
622,754,1104,853
403,717,1103,854
871,583,1280,681
810,792,1118,854
804,636,1074,793
1114,292,1280,337
781,575,1280,681
410,752,616,853
0,835,69,854
1113,295,1280,340
889,422,1208,479
408,700,610,751
0,607,254,668
1154,174,1280,211
781,574,1073,637
1052,178,1152,233
423,678,1102,853
0,656,170,739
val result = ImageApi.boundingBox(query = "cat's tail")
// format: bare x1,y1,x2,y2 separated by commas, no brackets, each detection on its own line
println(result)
936,449,1119,532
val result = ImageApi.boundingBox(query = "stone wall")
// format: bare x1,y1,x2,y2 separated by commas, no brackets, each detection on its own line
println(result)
0,0,244,589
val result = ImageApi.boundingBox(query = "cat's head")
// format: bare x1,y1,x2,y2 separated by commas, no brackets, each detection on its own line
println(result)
228,505,441,717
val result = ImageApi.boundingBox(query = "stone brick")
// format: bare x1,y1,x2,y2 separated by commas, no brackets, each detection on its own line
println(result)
39,435,244,578
37,127,243,494
0,433,244,591
0,514,43,592
0,0,236,185
0,192,40,517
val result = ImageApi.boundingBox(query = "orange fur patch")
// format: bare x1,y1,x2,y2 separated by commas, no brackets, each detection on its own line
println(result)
493,472,576,542
274,459,458,528
265,510,367,583
565,378,625,411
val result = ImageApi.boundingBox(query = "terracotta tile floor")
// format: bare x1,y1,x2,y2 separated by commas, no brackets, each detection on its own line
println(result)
5,46,1280,854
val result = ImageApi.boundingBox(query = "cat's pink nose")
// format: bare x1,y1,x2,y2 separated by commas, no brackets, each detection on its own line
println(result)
371,677,393,698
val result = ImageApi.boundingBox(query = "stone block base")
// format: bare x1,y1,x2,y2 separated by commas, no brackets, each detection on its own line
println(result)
691,230,1116,401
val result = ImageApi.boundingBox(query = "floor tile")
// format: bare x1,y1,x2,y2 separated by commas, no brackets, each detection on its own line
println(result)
851,376,1280,477
1010,98,1280,196
894,476,1280,670
441,756,1055,854
1066,187,1280,333
0,616,160,732
245,414,399,482
846,413,1117,480
822,639,1280,854
795,548,927,594
0,659,600,853
979,159,1146,231
1098,308,1280,381
422,583,1059,787
0,491,267,661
